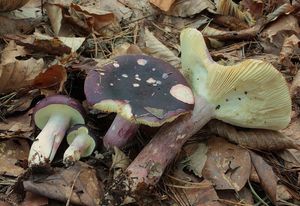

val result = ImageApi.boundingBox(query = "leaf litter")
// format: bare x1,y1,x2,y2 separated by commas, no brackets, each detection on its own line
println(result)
0,0,299,205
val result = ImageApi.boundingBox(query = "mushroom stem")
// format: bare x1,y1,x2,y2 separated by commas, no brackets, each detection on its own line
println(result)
63,133,92,164
103,114,139,148
125,96,214,189
28,113,70,166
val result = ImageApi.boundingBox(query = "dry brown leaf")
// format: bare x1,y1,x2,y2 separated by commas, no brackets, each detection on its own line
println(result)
240,0,264,19
111,147,130,171
202,137,251,191
207,120,300,150
249,151,277,204
23,162,104,206
216,0,255,25
277,184,293,201
150,0,175,11
260,15,300,54
66,3,120,36
184,143,208,178
0,16,36,35
20,192,48,206
0,139,29,177
44,3,63,35
167,0,215,17
0,41,44,94
0,110,33,138
278,149,300,169
143,28,180,68
98,0,132,21
279,34,300,62
217,187,254,205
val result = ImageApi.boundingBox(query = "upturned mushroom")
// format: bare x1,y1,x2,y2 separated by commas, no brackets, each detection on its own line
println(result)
124,28,291,190
63,124,97,165
28,95,85,167
84,55,194,149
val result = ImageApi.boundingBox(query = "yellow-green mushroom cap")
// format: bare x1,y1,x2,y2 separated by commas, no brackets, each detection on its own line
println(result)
180,28,291,130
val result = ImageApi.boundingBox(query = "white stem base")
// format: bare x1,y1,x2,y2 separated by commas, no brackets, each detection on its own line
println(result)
63,133,92,164
28,113,70,166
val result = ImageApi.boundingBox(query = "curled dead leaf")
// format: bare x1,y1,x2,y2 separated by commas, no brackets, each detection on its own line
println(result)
24,162,104,206
143,28,180,68
0,139,29,177
111,147,130,178
149,0,175,12
207,120,300,151
0,41,44,94
249,151,277,204
202,137,251,191
167,0,215,17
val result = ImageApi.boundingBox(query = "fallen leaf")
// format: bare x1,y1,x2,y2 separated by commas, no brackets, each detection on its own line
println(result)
167,0,215,17
143,28,180,68
0,16,36,35
23,162,104,206
185,143,208,178
66,3,119,36
217,187,254,205
216,0,255,25
202,137,251,191
111,147,130,170
150,0,175,11
277,184,293,201
278,149,300,169
279,34,300,63
0,139,29,176
44,3,63,35
0,41,44,94
260,15,300,54
58,37,86,52
0,110,33,137
249,151,277,204
32,64,67,92
20,192,48,206
240,0,264,19
207,120,300,150
98,0,133,21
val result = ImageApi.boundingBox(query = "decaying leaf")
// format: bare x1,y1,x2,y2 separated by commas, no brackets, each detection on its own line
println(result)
111,147,130,171
184,143,208,178
217,187,254,205
279,34,300,62
207,120,300,150
0,41,44,94
167,0,215,17
0,16,36,35
202,137,251,191
20,192,48,206
143,28,180,68
44,3,63,35
98,0,133,21
23,162,104,206
0,139,29,176
216,0,255,25
249,151,277,204
150,0,175,12
66,3,120,36
240,0,264,19
0,110,33,138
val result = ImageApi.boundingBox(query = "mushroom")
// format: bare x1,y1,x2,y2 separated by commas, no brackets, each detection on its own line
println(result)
84,55,194,149
124,28,292,190
28,95,85,167
63,124,97,165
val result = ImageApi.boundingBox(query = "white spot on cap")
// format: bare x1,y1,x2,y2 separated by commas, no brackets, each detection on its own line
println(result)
146,77,156,84
137,59,147,66
176,134,186,141
110,83,114,86
156,80,162,85
133,83,139,87
122,74,128,78
113,62,120,68
162,73,169,79
135,77,141,81
152,68,156,71
117,78,121,81
170,84,194,104
100,72,105,76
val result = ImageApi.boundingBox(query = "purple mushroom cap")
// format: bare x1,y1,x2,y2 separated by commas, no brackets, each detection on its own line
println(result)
33,95,85,129
84,55,194,126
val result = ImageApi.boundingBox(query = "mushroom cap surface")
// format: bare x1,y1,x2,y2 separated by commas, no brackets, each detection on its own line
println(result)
180,28,291,130
84,55,194,126
33,95,85,129
66,124,96,157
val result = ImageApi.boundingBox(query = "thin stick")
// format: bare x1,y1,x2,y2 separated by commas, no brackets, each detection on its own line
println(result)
66,170,82,206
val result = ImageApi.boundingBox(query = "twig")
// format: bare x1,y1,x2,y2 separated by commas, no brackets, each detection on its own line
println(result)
248,180,269,206
66,170,82,206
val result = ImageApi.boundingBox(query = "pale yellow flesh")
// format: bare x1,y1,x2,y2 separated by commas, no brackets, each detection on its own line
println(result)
180,28,291,130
